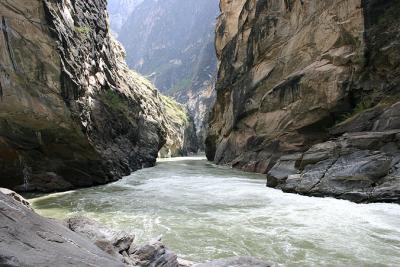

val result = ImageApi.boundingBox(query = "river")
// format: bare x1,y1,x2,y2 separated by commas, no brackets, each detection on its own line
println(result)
29,157,400,266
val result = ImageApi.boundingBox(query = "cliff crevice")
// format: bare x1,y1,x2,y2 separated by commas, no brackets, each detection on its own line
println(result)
0,0,195,192
206,0,400,203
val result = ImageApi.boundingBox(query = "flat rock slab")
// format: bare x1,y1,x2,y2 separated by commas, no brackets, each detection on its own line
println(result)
0,192,124,267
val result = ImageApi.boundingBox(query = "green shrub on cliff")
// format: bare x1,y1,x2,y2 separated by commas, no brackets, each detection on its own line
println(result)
339,99,374,123
101,90,129,114
161,95,188,123
75,26,91,36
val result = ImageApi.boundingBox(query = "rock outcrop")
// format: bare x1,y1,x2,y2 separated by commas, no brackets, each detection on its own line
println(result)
109,0,219,148
0,190,275,267
65,216,182,267
0,191,125,267
160,95,199,157
0,0,195,192
206,0,400,203
0,190,188,267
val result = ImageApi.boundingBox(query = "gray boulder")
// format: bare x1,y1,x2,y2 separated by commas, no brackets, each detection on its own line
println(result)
268,130,400,203
0,191,124,267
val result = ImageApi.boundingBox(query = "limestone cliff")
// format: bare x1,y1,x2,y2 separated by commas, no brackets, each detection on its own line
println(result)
207,0,400,203
0,0,192,192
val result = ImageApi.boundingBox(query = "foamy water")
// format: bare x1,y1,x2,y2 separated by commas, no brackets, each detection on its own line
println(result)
30,157,400,266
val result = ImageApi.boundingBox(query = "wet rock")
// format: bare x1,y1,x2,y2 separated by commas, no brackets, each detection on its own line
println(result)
113,233,135,253
270,132,400,203
267,153,302,187
195,257,276,267
14,173,74,193
0,191,124,267
66,216,115,242
65,216,183,266
130,239,179,267
65,216,135,258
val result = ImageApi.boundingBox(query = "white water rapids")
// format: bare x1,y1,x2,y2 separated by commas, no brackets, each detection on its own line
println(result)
30,157,400,266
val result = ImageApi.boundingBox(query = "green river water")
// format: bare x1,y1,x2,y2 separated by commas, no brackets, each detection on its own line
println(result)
29,157,400,266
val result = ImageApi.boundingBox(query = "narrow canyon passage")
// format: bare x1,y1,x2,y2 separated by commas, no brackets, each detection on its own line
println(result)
29,157,400,266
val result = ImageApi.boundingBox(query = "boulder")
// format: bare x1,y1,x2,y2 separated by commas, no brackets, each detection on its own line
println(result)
65,216,135,257
0,187,31,210
267,153,302,187
65,216,183,267
0,191,124,267
270,131,400,203
130,239,179,267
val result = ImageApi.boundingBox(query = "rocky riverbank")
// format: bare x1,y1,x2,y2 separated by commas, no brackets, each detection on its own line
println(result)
0,189,275,267
0,0,197,193
206,0,400,203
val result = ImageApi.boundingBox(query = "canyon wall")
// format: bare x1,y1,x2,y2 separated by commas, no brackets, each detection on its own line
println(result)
109,0,220,148
207,0,400,203
0,0,195,192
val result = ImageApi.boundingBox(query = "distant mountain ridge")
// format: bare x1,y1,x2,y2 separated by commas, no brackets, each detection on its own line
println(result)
108,0,144,36
108,0,220,149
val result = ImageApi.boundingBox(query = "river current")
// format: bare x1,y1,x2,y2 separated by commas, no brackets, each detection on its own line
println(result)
29,157,400,266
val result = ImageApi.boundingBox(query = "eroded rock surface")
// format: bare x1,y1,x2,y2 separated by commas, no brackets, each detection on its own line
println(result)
0,192,125,267
0,0,196,192
0,190,279,267
159,96,199,158
65,216,182,267
206,0,400,202
109,0,219,149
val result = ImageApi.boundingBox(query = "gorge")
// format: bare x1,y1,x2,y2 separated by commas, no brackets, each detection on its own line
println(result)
0,0,400,266
206,0,400,203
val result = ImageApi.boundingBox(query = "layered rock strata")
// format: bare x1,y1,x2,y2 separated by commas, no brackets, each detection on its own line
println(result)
0,0,195,192
206,0,400,202
0,191,125,267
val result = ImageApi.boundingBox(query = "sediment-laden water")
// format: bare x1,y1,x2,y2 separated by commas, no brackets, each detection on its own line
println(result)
30,157,400,266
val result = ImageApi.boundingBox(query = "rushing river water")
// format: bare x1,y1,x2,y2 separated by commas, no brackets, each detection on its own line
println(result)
29,157,400,266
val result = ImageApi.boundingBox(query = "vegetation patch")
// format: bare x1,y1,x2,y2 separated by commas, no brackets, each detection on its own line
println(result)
101,90,130,114
161,95,188,123
339,99,374,122
75,26,91,36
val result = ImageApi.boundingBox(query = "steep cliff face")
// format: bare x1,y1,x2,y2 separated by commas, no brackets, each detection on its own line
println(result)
160,95,199,157
0,0,183,192
207,0,400,202
110,0,219,148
